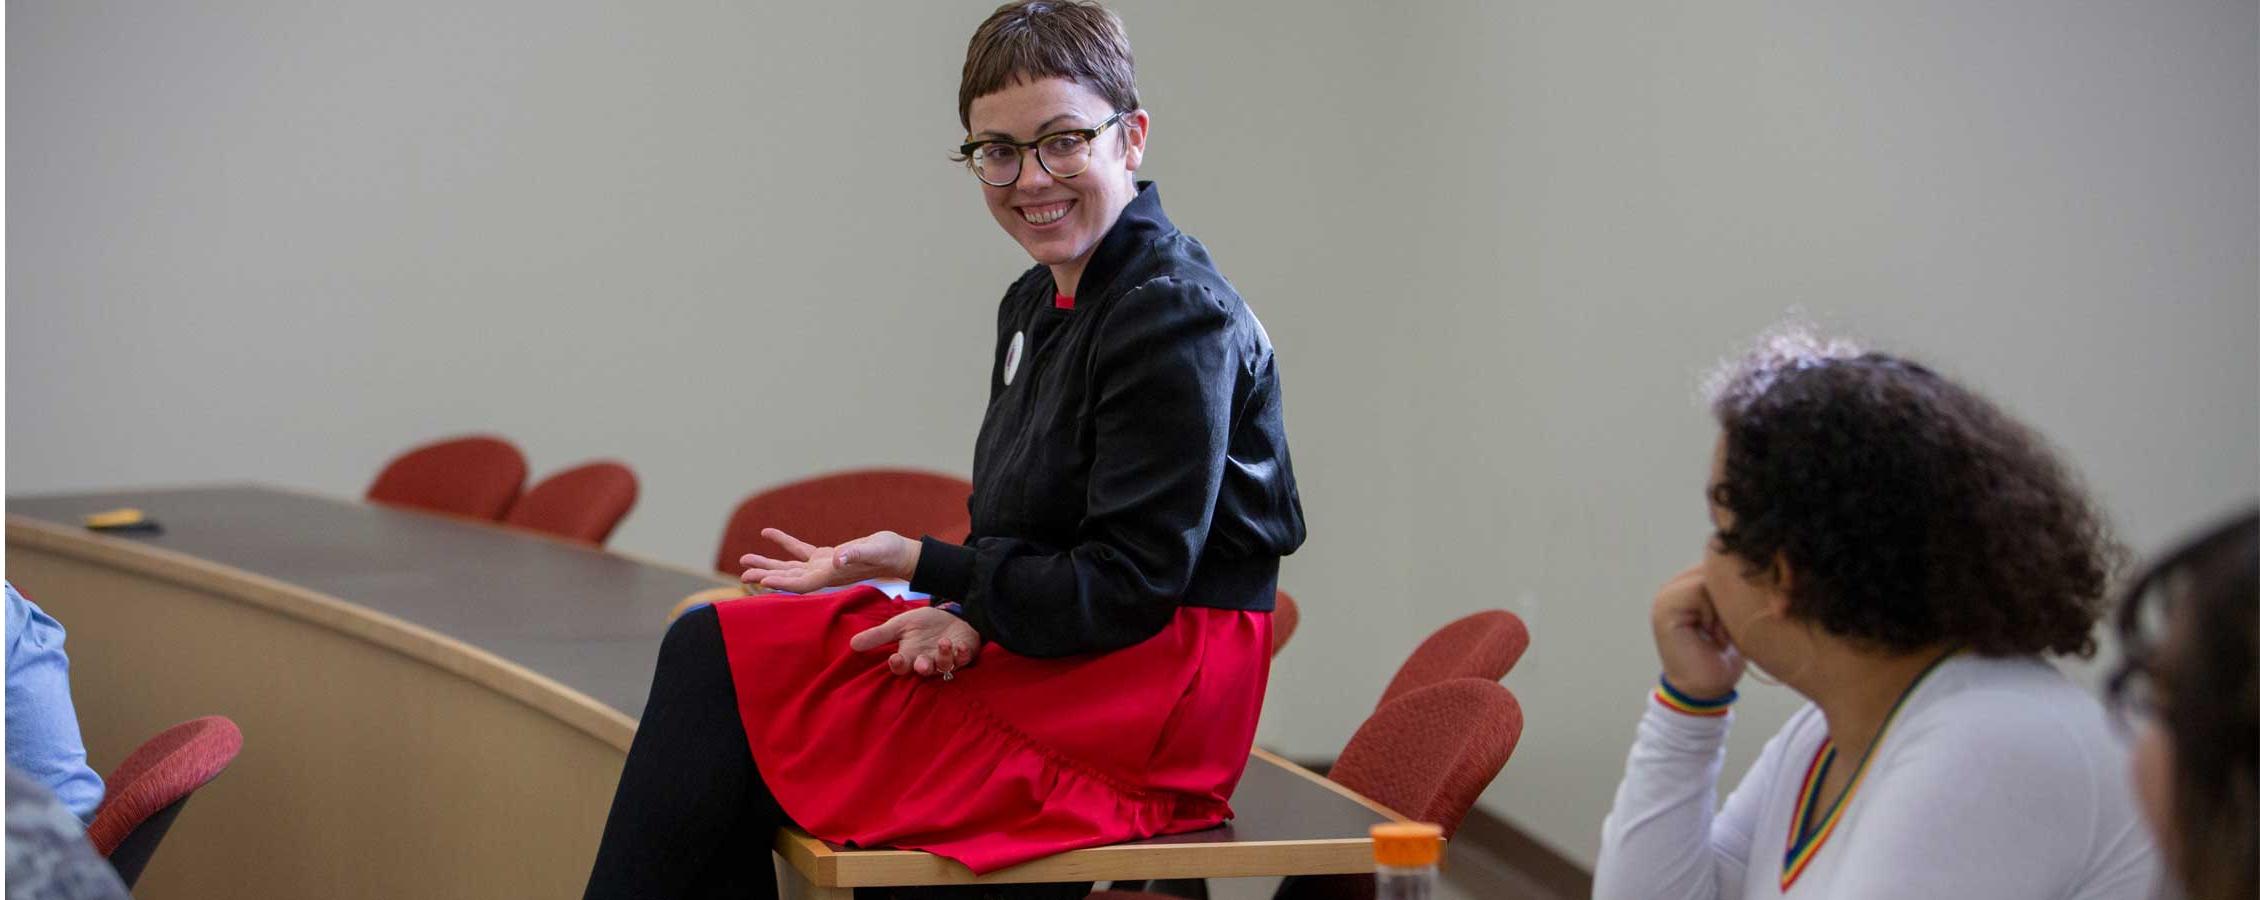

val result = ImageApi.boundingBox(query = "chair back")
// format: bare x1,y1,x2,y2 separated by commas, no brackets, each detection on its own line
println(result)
1377,610,1529,708
87,716,244,888
1271,589,1300,656
504,460,639,545
366,434,528,520
714,469,973,575
1275,679,1523,900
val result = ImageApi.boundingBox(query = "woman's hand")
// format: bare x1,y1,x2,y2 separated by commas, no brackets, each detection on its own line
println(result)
849,606,983,678
1650,564,1747,699
739,529,920,593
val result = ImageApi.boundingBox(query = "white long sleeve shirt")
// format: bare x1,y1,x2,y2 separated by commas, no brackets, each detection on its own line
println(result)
1595,655,2158,899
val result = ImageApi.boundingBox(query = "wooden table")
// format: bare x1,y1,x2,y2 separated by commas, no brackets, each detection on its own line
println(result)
7,485,1402,900
769,744,1401,898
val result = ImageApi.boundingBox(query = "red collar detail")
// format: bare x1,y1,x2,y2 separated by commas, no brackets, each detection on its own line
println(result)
1054,293,1075,310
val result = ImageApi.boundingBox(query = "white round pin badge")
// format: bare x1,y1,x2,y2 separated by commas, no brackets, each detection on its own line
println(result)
1003,331,1025,386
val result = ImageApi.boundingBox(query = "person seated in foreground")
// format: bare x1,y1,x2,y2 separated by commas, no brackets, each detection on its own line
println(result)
5,767,129,900
5,583,105,823
2109,508,2257,900
1594,328,2157,898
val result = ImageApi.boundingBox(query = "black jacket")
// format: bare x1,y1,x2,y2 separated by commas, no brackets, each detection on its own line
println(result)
911,183,1306,658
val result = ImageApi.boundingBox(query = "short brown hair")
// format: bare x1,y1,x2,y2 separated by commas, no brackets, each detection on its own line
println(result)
959,1,1139,131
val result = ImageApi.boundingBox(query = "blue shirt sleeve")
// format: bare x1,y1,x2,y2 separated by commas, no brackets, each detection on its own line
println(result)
5,584,106,823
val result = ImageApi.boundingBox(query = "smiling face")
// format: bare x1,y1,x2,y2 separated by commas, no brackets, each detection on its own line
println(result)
965,77,1146,296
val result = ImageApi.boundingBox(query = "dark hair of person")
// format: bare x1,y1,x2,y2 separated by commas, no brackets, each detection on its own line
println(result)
2108,509,2258,900
959,1,1139,131
1704,327,2119,656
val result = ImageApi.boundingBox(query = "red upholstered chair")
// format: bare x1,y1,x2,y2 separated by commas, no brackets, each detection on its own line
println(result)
1376,610,1529,709
1093,678,1524,900
504,460,639,546
365,434,528,520
1270,589,1300,657
1327,678,1522,836
87,716,244,889
714,469,974,576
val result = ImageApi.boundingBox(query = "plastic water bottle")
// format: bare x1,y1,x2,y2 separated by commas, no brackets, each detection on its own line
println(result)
1371,822,1444,900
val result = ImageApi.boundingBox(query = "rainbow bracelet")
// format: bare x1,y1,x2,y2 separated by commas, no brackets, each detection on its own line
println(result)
1655,676,1737,717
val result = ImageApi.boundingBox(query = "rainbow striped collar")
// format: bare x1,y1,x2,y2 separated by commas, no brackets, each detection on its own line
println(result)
1779,650,1958,891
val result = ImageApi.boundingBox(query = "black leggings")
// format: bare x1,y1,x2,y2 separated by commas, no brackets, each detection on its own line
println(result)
584,605,787,900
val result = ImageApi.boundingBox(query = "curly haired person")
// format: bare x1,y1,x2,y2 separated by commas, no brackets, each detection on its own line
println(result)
1595,327,2158,899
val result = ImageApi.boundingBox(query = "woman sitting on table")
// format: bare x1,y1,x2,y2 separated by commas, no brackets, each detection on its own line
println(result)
582,2,1304,898
1594,328,2157,899
2110,509,2257,900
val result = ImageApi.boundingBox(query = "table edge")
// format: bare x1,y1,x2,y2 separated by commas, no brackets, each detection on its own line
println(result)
6,513,640,751
771,748,1414,886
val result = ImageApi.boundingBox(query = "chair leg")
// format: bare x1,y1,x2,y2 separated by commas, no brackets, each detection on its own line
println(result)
1098,879,1209,899
1141,878,1210,899
106,796,192,889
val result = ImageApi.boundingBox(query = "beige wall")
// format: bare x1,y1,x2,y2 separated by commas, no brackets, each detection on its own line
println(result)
10,0,2255,866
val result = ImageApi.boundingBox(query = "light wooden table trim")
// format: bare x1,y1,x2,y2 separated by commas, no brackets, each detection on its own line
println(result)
672,584,758,621
771,748,1412,890
7,514,640,750
5,511,658,898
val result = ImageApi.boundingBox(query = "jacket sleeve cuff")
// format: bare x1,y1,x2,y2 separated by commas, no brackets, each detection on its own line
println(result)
911,536,976,603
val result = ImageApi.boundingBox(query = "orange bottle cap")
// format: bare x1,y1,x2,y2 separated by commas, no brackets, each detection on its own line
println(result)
1370,822,1443,867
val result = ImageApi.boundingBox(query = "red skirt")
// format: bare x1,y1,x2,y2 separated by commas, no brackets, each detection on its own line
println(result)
713,586,1271,874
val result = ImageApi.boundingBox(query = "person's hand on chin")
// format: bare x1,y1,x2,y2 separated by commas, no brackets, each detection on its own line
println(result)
1650,564,1747,699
